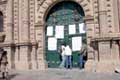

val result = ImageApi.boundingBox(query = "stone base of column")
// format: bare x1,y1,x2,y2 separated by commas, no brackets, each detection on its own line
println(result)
85,60,96,72
85,60,120,72
15,61,29,70
5,47,12,69
95,61,114,72
31,60,38,70
37,61,47,70
14,60,47,70
113,61,120,73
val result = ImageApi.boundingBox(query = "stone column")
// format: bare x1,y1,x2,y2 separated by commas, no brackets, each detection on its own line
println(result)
18,46,29,70
111,0,120,71
112,0,120,32
29,0,37,70
4,0,14,69
84,16,97,72
19,0,29,42
119,0,120,32
98,0,107,36
13,0,19,43
17,0,30,70
115,41,120,69
35,24,46,70
31,46,38,70
5,0,13,43
96,41,114,72
12,0,20,69
85,17,95,60
94,0,117,72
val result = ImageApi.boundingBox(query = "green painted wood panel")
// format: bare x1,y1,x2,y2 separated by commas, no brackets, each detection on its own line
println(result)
45,1,86,68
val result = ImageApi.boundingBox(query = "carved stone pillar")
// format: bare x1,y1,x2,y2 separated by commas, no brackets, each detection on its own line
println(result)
29,0,38,70
19,0,29,42
13,0,19,70
98,0,107,36
4,0,14,69
85,16,95,60
84,16,97,72
35,23,46,70
31,46,37,70
16,0,30,70
5,0,13,43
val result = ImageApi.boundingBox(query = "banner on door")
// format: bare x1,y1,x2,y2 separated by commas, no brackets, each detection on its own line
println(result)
55,25,64,39
47,26,53,36
48,37,57,50
72,37,82,51
69,24,76,34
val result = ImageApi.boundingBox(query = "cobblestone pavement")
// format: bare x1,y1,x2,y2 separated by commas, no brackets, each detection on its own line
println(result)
0,68,120,80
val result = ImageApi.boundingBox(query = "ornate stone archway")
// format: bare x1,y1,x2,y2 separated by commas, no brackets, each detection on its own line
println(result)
35,0,96,70
37,0,93,24
3,0,99,71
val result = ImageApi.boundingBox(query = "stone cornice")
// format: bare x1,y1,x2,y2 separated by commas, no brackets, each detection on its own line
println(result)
0,42,38,47
91,37,120,42
91,33,120,42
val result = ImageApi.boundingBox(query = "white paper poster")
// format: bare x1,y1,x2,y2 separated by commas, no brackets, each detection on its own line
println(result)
72,37,82,51
47,26,53,36
79,23,86,33
48,37,57,50
55,25,64,39
69,24,76,34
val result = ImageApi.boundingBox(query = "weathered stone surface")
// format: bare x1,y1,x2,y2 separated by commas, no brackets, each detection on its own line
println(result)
0,0,119,72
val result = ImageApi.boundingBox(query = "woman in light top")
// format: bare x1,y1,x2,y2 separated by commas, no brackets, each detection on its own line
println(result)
65,45,72,69
59,45,66,68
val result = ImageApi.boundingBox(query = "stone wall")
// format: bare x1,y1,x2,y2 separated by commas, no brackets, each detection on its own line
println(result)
0,0,119,72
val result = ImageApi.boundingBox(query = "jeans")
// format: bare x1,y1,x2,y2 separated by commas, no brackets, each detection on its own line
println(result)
65,55,72,69
59,55,66,68
79,54,84,69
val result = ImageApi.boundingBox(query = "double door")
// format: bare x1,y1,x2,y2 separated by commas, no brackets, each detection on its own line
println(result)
45,24,86,68
45,1,86,68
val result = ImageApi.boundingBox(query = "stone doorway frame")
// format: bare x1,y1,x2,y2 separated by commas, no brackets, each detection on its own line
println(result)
35,0,96,70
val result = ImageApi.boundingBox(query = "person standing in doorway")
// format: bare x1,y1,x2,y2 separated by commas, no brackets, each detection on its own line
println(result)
0,50,8,79
59,45,66,68
65,45,72,69
79,43,87,69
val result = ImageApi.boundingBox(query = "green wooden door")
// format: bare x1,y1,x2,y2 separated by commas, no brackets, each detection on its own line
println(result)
45,1,86,68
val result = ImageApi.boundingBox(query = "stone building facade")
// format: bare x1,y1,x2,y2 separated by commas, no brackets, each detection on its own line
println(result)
0,0,120,72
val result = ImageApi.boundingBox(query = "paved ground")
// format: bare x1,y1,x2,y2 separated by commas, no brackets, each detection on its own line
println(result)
0,68,120,80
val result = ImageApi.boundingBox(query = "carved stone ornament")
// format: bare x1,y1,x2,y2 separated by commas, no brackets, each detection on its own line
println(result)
38,0,45,6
